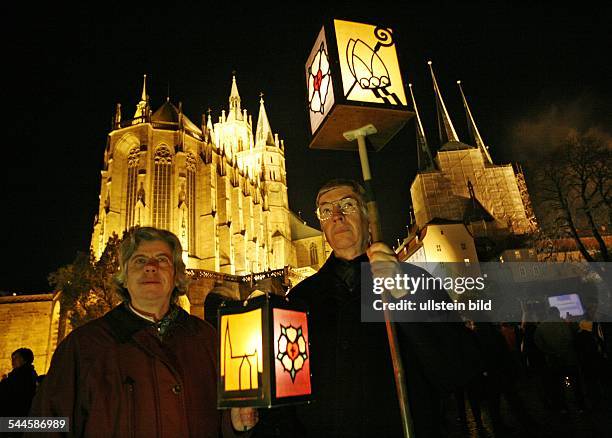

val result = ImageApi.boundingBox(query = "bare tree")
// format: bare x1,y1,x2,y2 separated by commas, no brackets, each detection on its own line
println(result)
532,134,611,261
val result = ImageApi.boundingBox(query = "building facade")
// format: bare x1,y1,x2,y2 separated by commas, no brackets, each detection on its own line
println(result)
90,75,325,277
400,65,537,266
0,294,61,377
408,65,536,242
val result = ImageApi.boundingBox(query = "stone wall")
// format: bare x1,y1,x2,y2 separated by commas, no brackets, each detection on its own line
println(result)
0,294,59,377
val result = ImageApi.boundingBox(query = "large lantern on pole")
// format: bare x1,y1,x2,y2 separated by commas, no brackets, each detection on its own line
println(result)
217,294,312,408
306,19,412,150
305,18,415,437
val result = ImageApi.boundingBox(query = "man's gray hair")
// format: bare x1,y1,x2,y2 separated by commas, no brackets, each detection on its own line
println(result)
316,178,367,209
113,227,188,304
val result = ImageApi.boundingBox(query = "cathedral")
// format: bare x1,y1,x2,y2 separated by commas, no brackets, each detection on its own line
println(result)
1,75,331,376
398,62,536,263
90,75,327,279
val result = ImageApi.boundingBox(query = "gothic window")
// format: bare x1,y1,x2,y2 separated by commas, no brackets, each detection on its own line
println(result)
309,243,318,266
186,153,197,253
125,147,140,229
98,213,105,257
153,146,172,230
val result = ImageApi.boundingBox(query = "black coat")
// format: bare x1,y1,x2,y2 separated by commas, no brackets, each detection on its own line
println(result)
0,363,37,417
259,253,481,438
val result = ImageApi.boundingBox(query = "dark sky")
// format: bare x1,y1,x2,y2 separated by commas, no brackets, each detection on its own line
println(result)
2,2,610,293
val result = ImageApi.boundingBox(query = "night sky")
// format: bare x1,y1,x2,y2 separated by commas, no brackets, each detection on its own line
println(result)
2,2,610,293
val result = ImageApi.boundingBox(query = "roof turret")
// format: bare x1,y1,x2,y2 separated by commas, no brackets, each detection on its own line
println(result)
255,94,275,147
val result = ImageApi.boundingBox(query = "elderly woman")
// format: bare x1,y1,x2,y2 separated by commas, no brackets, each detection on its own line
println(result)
30,227,256,437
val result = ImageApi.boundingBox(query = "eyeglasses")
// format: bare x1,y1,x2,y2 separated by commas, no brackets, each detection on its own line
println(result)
316,197,361,221
129,254,173,268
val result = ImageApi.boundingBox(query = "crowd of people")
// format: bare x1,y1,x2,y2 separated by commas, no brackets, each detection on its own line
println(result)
2,178,611,437
452,312,612,436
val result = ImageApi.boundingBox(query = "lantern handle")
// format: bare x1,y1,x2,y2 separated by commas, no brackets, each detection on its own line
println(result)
245,289,268,305
342,124,415,438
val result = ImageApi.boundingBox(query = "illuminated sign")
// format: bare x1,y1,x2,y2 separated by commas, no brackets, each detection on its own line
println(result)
334,19,406,106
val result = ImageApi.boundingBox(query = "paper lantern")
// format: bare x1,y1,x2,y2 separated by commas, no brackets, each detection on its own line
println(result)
305,19,413,151
218,294,311,408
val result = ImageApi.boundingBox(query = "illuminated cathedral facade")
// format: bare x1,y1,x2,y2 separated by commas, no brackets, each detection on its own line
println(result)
90,75,326,277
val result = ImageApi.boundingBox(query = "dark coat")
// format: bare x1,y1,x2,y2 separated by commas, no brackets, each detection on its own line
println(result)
28,304,238,438
0,363,37,417
534,320,578,368
271,253,481,438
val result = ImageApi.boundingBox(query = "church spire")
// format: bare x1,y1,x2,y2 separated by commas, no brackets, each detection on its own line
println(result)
428,61,459,145
206,109,213,132
409,83,434,171
133,74,150,122
255,93,274,147
141,74,147,102
229,73,242,119
457,80,492,164
114,103,122,128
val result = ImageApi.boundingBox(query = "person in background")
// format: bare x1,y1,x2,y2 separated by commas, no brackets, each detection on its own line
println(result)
0,348,38,418
534,306,585,414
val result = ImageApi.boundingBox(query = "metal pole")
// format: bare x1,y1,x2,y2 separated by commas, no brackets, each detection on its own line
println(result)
344,125,415,438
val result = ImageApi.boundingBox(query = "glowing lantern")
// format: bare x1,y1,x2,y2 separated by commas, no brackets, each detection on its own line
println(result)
218,294,311,408
305,19,413,151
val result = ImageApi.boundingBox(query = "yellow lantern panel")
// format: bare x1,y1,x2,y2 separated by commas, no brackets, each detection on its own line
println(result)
220,309,263,391
334,19,407,106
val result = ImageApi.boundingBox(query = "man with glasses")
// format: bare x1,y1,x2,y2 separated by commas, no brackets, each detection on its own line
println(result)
278,179,479,438
30,227,257,437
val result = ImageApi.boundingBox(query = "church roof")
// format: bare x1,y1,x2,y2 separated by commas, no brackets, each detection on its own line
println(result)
151,100,202,134
289,211,322,240
0,293,55,303
425,218,466,226
152,100,180,123
439,140,474,152
463,196,495,223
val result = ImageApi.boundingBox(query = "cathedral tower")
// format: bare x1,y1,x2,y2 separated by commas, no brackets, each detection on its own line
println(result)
409,63,534,239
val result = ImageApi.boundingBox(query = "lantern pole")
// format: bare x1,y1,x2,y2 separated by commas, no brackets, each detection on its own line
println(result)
343,124,415,438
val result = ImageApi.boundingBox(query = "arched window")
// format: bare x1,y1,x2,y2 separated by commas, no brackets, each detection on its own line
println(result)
309,243,318,266
153,146,172,229
125,147,140,229
98,213,105,258
186,153,197,253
